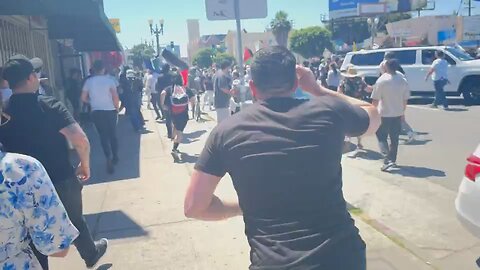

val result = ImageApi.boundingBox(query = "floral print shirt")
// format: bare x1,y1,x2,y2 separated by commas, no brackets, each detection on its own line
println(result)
0,151,78,270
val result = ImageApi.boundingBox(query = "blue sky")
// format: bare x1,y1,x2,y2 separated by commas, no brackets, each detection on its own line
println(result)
103,0,477,56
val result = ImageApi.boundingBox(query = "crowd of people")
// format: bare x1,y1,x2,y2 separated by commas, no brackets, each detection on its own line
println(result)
0,43,452,269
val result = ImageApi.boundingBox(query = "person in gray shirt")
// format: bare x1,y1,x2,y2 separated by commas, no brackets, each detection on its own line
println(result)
371,59,410,172
214,61,235,124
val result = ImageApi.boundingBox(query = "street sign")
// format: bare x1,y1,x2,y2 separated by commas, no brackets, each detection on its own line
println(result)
205,0,267,21
109,18,121,33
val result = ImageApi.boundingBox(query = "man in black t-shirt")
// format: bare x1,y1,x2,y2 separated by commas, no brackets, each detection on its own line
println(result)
184,47,380,269
0,55,108,269
214,61,234,124
156,64,173,138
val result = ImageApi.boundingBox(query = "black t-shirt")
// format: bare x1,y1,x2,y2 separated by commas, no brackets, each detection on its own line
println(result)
156,73,172,93
195,96,369,269
214,72,232,109
0,94,76,183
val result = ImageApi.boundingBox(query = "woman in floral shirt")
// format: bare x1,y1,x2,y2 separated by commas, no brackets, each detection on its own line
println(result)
0,146,79,269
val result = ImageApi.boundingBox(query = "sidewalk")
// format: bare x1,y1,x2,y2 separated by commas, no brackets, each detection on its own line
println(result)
50,109,433,270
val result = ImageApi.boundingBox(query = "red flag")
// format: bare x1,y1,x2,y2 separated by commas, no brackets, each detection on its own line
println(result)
180,69,189,86
244,48,253,62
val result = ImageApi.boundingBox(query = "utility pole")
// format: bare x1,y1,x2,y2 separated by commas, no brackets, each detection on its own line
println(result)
469,0,472,16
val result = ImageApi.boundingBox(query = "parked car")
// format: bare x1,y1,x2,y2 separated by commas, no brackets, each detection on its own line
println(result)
455,144,480,237
341,46,480,104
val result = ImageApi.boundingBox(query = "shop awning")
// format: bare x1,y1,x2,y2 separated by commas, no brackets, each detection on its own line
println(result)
0,0,121,52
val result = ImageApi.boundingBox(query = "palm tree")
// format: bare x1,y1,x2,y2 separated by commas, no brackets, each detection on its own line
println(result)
270,11,293,47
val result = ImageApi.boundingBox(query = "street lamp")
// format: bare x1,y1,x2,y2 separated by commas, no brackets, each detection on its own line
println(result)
148,19,164,56
367,17,380,49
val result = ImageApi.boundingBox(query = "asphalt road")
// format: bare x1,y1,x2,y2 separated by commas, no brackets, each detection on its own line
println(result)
358,97,480,191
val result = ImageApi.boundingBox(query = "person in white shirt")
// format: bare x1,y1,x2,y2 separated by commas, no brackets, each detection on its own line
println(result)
425,50,449,110
145,69,162,119
326,63,341,91
81,60,120,174
371,59,410,172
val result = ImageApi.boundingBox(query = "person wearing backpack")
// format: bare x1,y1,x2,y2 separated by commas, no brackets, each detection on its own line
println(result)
160,74,195,159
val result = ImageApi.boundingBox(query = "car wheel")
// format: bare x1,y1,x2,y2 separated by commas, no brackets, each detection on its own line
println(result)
463,82,480,106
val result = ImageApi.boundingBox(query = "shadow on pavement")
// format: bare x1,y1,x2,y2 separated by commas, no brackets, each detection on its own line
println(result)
85,210,149,240
178,152,199,164
445,108,469,112
402,139,433,146
184,130,207,140
389,166,446,178
96,263,113,270
81,115,141,185
354,150,384,161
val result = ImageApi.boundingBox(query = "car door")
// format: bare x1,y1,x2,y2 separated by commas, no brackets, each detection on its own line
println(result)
443,52,460,93
418,49,437,93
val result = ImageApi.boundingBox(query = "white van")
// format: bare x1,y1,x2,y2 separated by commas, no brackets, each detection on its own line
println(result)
341,46,480,104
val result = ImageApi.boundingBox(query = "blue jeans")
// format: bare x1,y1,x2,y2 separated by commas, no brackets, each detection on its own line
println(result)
433,79,448,108
126,92,144,130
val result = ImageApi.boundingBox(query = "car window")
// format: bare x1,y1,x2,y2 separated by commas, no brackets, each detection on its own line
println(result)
422,49,456,65
391,50,416,65
351,52,385,66
422,50,436,65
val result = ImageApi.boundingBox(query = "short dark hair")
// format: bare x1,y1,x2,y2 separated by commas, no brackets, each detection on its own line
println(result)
2,56,34,89
220,61,231,70
385,59,400,74
172,74,184,86
92,60,105,74
251,46,296,94
436,50,445,58
385,51,396,60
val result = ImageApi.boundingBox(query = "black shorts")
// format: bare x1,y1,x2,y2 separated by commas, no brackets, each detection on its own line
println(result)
171,111,189,132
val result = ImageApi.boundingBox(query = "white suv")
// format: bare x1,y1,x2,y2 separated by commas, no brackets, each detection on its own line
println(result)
341,46,480,104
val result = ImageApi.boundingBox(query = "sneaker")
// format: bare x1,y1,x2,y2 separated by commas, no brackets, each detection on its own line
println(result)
357,144,364,150
156,116,161,120
443,107,450,111
86,238,108,269
407,132,416,144
171,150,180,162
381,162,395,172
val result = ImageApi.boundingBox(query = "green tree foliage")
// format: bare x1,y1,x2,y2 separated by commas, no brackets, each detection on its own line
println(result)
290,26,333,59
270,11,293,47
130,44,155,68
213,53,236,66
193,48,214,69
192,49,236,68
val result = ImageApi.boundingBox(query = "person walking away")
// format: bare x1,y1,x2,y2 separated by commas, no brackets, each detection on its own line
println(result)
203,71,215,111
82,60,120,174
145,69,162,120
185,46,380,270
214,61,235,124
426,50,449,110
379,52,416,143
230,71,241,115
371,59,411,172
0,141,79,269
338,66,372,150
160,75,195,161
0,55,108,269
66,68,83,120
120,69,145,132
0,67,13,107
157,64,174,138
327,62,341,91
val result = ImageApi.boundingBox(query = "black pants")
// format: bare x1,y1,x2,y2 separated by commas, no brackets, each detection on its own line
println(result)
376,116,402,163
164,110,173,138
92,110,118,160
151,92,162,119
32,176,97,269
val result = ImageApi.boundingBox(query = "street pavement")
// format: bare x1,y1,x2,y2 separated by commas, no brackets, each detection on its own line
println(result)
50,105,434,270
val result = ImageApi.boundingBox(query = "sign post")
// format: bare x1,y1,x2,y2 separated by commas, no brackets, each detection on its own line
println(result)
205,0,267,95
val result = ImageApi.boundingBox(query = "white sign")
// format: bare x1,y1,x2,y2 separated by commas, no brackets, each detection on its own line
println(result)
205,0,268,21
462,16,480,41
